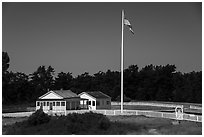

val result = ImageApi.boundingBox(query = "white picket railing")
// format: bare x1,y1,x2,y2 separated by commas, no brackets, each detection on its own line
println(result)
111,101,183,108
64,109,202,122
2,109,202,123
190,105,202,110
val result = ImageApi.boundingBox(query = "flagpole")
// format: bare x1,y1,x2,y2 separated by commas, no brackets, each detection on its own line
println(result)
121,9,124,113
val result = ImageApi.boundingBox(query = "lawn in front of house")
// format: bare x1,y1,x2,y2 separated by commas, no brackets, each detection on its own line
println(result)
107,115,202,135
2,113,201,135
2,103,35,113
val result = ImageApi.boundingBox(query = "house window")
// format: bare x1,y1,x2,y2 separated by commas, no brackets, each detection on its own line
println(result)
92,101,95,106
56,102,60,106
47,102,49,106
88,101,91,105
96,101,100,106
43,102,46,106
107,101,110,105
53,102,55,106
37,102,40,106
102,100,104,105
61,102,65,106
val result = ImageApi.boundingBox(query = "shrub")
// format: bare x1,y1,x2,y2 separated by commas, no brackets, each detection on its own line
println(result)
5,111,112,134
65,112,111,134
27,109,50,126
98,116,111,130
82,112,111,129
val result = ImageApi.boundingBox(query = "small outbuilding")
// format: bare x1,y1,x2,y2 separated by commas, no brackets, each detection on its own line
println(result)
36,90,88,113
79,91,111,110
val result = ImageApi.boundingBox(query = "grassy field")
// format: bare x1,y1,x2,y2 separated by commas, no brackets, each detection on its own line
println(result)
2,117,28,135
111,104,202,115
2,103,35,113
111,105,175,111
108,115,202,135
2,114,202,135
130,100,202,106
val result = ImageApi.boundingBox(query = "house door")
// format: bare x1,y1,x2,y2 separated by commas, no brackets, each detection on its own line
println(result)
40,102,43,109
88,101,92,110
88,101,95,110
49,102,53,110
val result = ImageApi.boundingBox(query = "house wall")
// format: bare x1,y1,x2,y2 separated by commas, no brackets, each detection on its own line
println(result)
36,101,66,113
96,98,111,109
36,90,82,114
79,100,88,109
36,99,81,112
80,93,96,110
66,98,80,110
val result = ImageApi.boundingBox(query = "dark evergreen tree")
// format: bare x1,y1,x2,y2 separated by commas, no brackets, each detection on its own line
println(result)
54,72,73,90
29,66,55,101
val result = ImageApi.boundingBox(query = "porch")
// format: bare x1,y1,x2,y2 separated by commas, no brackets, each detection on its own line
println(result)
36,98,88,113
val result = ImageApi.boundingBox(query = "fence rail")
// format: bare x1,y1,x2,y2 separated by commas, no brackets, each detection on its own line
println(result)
2,109,202,123
190,105,202,110
111,102,183,108
112,102,202,109
64,109,202,122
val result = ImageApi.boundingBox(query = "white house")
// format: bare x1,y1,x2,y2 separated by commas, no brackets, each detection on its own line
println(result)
79,91,111,110
36,90,88,114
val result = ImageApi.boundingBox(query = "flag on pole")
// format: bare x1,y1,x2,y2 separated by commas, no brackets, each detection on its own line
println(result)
120,10,134,113
124,18,134,34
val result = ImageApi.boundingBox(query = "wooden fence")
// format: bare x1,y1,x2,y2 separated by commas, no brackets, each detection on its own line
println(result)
190,105,202,110
64,109,202,122
111,102,183,108
2,109,202,123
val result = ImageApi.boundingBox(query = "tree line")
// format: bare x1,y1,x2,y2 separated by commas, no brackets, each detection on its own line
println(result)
2,51,202,105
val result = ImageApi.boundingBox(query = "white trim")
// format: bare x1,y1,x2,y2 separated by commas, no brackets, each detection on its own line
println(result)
79,92,96,100
39,90,63,99
79,91,111,99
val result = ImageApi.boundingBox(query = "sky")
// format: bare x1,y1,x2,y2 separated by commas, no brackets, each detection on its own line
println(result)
2,2,202,77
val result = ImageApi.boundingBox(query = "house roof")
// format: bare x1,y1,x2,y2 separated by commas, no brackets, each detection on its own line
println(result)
53,90,79,98
81,91,111,99
39,90,79,99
